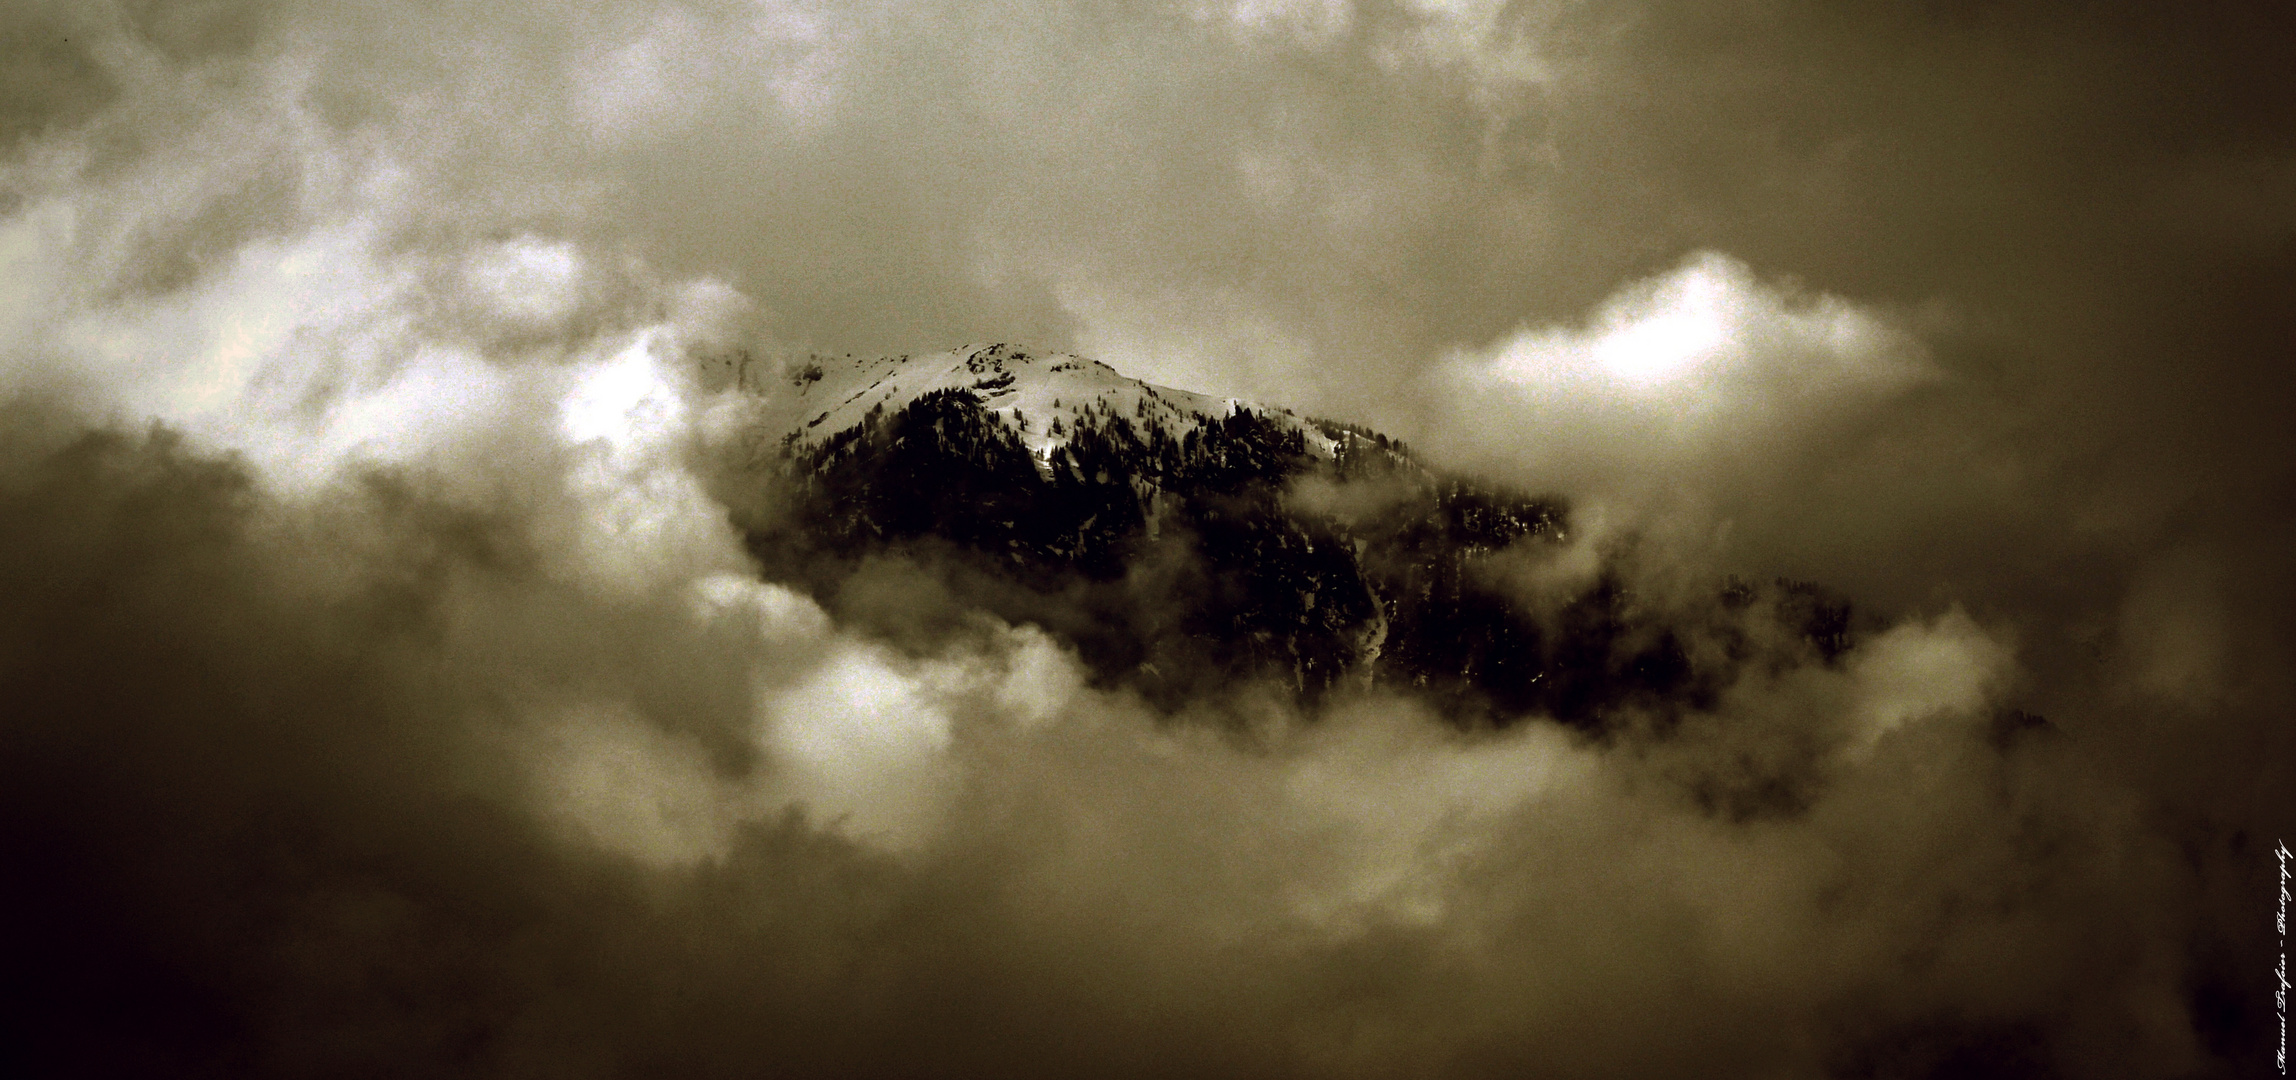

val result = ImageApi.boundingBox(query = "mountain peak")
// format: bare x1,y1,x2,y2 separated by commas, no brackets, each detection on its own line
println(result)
749,343,1359,466
718,342,1600,718
717,340,1875,732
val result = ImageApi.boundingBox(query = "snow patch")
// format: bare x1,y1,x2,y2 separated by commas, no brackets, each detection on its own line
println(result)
750,343,1351,464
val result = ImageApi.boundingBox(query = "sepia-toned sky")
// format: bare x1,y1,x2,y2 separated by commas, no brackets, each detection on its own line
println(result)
2,1,2291,1077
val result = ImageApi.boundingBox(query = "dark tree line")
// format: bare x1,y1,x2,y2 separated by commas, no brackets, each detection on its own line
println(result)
738,389,1861,726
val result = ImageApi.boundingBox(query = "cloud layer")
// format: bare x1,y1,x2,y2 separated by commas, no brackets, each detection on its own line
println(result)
2,0,2290,1076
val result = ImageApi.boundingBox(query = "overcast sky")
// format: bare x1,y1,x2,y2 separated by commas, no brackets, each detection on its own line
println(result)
2,2,2291,1077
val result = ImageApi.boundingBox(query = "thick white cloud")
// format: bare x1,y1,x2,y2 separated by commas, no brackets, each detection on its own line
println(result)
1429,251,1934,491
1840,607,2015,757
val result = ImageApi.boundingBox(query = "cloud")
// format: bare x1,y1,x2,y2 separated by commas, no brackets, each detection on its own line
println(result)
0,404,2214,1076
1428,250,1934,493
1838,607,2012,757
0,0,2286,1075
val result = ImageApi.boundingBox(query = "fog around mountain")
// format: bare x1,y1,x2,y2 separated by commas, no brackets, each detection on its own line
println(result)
2,2,2290,1077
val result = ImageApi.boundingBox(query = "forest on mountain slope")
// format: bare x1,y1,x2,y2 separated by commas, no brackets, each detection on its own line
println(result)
726,386,1868,735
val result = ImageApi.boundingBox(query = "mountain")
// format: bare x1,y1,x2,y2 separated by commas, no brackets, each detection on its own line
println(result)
718,343,1853,728
751,343,1347,466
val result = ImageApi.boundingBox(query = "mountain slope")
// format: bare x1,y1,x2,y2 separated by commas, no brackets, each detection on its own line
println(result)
720,344,1845,727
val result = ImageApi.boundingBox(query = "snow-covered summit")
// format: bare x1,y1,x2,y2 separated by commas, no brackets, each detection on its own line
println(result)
753,343,1349,462
726,343,1602,722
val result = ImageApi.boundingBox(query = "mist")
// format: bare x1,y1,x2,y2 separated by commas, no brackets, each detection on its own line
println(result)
3,1,2289,1077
